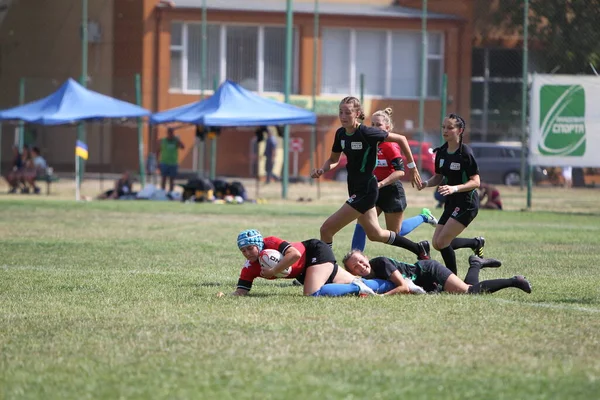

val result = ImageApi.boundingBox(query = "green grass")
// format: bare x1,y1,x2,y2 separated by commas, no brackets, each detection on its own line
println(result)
1,195,600,400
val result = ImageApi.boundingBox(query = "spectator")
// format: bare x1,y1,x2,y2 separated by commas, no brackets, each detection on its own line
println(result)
156,128,184,193
4,146,23,193
21,146,47,194
97,171,136,200
479,182,503,210
264,129,279,184
562,166,573,188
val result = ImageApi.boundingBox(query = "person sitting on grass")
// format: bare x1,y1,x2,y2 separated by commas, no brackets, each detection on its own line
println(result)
21,146,47,194
97,171,136,200
479,182,503,210
342,249,532,296
4,146,23,194
217,229,425,297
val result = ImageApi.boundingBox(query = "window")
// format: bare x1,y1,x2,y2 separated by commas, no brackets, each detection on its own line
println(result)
321,28,443,98
170,22,297,94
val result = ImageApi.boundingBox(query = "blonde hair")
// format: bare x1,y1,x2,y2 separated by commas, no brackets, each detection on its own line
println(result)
371,107,394,131
339,96,366,120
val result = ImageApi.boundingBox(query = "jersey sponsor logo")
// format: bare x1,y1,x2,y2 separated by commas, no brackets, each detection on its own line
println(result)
351,142,363,150
439,159,445,168
376,159,388,167
452,206,460,217
347,194,357,204
341,140,345,149
450,162,461,170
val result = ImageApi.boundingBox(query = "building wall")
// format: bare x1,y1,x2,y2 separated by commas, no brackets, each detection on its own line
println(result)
152,2,474,178
0,0,114,170
0,0,475,178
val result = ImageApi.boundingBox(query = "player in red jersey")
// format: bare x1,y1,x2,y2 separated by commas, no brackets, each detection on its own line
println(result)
220,229,420,297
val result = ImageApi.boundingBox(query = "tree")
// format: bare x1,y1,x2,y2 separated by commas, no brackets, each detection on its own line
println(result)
475,0,600,75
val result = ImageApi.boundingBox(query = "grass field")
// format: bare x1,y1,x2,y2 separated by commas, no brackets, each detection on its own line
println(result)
1,180,600,399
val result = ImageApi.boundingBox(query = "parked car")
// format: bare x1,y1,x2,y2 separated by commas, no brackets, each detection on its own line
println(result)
469,142,548,186
323,140,436,182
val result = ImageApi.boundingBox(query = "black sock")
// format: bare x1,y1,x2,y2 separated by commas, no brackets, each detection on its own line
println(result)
387,232,420,256
464,265,481,285
440,246,457,274
326,242,333,249
468,278,514,294
451,237,478,250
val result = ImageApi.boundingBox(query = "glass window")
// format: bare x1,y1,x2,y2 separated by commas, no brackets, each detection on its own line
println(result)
355,30,386,96
226,26,258,91
427,58,442,97
321,28,350,94
169,23,297,94
264,27,286,93
391,31,420,97
187,24,220,91
170,50,182,89
171,22,182,47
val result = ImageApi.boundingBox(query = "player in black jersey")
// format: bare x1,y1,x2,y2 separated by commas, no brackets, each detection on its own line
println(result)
342,249,532,296
311,96,429,260
417,113,485,275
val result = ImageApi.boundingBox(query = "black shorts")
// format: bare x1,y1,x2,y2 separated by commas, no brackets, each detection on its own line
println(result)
438,192,479,227
414,260,453,291
295,239,338,285
346,176,378,214
376,181,407,213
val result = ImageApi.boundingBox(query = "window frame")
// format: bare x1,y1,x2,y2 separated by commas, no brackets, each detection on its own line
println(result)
169,21,299,95
320,27,444,99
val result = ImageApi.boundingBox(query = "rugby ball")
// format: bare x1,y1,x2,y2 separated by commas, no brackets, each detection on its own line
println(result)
258,249,291,278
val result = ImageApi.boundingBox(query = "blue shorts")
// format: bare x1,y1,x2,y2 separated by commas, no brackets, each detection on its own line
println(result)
159,164,178,178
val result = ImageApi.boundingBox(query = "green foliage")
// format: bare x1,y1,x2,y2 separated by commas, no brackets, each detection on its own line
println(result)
1,198,599,399
480,0,600,74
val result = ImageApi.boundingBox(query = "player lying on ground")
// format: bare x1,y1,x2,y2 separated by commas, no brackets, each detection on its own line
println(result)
218,229,423,297
342,250,532,295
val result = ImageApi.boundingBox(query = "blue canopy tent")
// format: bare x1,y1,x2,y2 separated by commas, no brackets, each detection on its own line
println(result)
0,78,149,124
151,80,316,198
150,79,316,126
0,78,150,199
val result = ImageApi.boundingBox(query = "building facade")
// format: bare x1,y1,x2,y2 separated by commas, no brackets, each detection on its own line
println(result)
0,0,475,178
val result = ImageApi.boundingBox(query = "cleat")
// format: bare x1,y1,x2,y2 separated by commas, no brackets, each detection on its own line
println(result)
513,275,532,294
352,277,376,296
469,255,501,269
474,236,485,257
417,240,430,260
421,208,438,227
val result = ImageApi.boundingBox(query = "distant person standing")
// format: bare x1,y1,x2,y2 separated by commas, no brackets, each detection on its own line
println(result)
264,129,279,184
156,128,184,193
562,166,573,188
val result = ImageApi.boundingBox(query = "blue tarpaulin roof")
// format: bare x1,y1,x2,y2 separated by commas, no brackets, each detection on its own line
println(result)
150,80,316,126
0,78,150,125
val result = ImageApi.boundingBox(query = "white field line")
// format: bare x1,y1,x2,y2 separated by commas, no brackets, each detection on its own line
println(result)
482,297,600,314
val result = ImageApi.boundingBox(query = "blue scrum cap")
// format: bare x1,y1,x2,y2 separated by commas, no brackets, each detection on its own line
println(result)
236,229,264,251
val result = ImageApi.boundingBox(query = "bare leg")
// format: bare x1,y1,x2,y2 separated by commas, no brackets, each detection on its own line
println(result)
442,274,470,293
320,203,362,243
303,262,336,296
